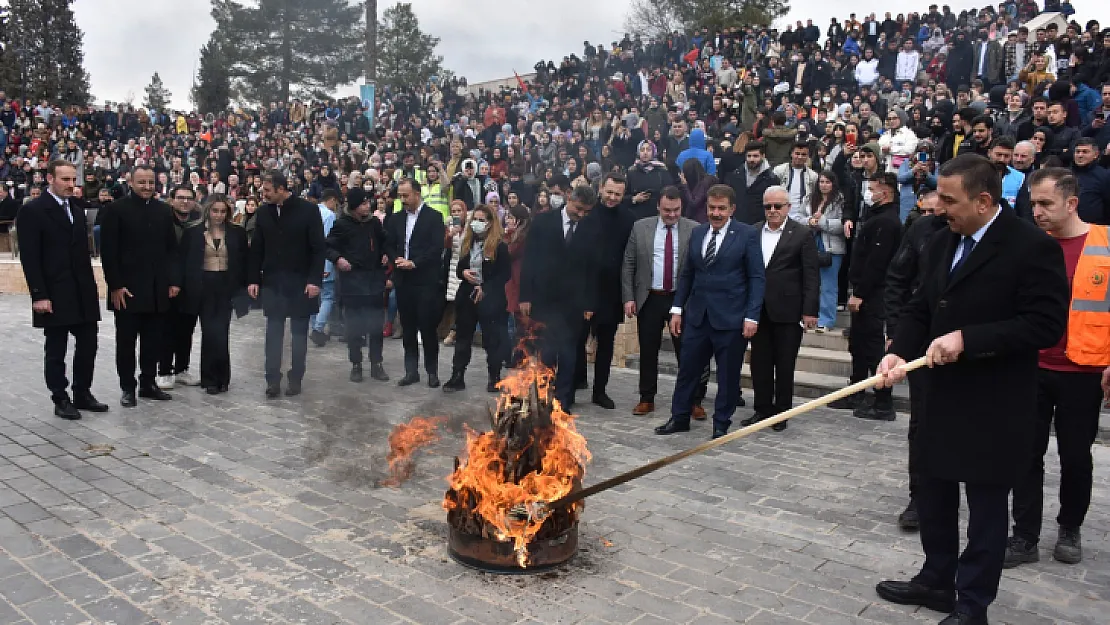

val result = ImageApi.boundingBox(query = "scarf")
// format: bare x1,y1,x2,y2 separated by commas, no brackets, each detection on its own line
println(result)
635,141,666,172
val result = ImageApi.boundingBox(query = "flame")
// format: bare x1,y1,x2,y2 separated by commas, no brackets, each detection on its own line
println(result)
381,416,447,487
444,354,591,567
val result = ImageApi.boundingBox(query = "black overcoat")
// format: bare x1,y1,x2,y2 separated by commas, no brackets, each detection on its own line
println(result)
17,195,101,328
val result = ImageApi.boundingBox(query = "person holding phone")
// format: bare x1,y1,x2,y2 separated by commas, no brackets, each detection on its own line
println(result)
627,141,674,220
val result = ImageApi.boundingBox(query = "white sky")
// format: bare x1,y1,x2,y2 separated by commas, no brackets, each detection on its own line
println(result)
68,0,1110,109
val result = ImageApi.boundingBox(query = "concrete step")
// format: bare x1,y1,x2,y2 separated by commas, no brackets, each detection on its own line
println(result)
662,325,851,353
623,350,910,411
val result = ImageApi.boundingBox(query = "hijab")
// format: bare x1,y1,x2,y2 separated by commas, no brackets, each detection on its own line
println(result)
634,140,666,172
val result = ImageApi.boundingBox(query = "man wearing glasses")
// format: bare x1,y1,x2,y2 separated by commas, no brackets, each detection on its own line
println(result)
157,186,202,389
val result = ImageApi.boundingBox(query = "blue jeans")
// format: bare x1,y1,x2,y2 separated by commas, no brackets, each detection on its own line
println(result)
387,289,398,324
309,281,336,333
818,254,843,328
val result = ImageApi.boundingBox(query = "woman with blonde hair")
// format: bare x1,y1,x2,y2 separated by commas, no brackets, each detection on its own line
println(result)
442,204,511,393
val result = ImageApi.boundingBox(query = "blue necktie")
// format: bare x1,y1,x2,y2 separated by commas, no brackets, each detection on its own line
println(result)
950,236,976,276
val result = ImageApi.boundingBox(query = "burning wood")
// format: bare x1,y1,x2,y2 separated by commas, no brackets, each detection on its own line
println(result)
381,416,447,487
443,356,591,569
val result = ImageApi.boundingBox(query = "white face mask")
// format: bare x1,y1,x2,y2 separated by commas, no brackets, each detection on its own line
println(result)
470,220,489,235
823,96,831,103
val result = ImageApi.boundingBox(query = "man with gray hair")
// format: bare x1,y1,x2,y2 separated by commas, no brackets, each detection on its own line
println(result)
741,186,819,432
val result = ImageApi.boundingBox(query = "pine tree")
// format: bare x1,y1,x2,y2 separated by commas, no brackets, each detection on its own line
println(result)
0,0,91,104
376,3,445,91
213,0,364,104
193,36,231,114
625,0,789,40
143,72,172,111
0,8,22,95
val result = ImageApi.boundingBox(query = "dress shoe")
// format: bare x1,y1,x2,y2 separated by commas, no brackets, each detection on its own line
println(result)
138,386,172,401
265,383,281,398
592,392,615,410
370,363,390,381
73,392,109,412
284,381,302,396
829,391,864,411
691,404,707,420
771,419,788,432
939,612,989,625
1002,536,1039,568
427,374,441,388
740,413,767,427
855,403,896,421
206,386,222,395
898,499,920,531
443,371,465,392
632,401,655,416
711,425,729,439
310,329,329,347
875,580,955,613
120,391,137,408
53,398,81,420
654,417,691,435
397,373,420,387
350,363,363,383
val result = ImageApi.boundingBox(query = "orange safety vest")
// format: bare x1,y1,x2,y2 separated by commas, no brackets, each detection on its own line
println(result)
1065,224,1110,366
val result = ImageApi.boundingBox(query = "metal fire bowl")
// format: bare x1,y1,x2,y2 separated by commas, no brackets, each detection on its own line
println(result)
447,522,578,574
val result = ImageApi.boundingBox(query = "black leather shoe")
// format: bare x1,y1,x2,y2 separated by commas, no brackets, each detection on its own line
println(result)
206,386,222,395
370,364,389,381
427,374,441,388
120,391,137,408
349,363,363,383
856,404,897,421
771,419,789,432
284,381,302,396
875,580,955,614
829,392,864,410
711,425,729,439
53,398,81,420
654,417,691,435
898,500,920,531
592,392,616,410
939,612,989,625
443,371,465,392
740,413,767,427
265,383,281,398
397,373,420,387
73,392,109,412
138,386,172,401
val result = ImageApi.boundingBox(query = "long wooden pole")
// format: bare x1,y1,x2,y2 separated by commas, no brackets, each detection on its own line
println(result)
544,357,927,512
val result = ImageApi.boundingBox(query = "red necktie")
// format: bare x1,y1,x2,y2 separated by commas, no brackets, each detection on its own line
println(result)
663,224,674,292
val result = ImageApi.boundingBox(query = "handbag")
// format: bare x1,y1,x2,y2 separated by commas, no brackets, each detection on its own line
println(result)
813,230,833,268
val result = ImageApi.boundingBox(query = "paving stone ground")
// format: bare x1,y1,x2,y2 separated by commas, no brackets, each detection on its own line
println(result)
0,293,1105,625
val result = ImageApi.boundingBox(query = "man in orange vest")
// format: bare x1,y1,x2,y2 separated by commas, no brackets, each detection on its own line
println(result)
1007,167,1110,568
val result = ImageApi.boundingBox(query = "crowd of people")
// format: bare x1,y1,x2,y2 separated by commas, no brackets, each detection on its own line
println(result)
6,1,1110,624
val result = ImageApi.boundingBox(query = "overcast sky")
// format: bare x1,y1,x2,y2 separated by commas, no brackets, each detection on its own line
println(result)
71,0,1110,109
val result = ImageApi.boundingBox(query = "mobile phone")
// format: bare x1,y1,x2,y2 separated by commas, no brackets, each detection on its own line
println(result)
452,216,462,227
846,130,857,148
918,152,929,162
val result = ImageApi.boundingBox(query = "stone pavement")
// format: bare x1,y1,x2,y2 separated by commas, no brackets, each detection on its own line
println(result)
0,294,1105,625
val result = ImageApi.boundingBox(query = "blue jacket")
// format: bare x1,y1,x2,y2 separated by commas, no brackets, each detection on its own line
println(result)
1074,83,1101,127
1001,167,1025,208
843,37,861,58
674,221,765,331
318,204,337,281
675,129,717,176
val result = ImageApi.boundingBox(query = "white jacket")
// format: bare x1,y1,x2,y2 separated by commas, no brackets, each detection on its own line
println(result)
855,59,879,87
895,51,920,83
877,127,920,173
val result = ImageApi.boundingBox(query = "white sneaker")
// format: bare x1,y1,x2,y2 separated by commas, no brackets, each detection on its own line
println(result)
176,370,201,386
156,375,176,390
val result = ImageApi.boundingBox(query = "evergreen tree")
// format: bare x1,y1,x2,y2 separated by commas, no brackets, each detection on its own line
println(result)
0,8,22,95
143,72,172,111
376,3,445,91
625,0,789,40
0,0,91,104
193,36,232,114
213,0,364,104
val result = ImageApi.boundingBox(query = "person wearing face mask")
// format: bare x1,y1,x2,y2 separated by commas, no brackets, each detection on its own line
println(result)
443,205,511,393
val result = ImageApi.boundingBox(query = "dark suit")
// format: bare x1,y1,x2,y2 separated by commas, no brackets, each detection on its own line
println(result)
17,194,102,402
385,204,447,377
247,197,326,385
888,209,1068,618
520,209,599,408
453,241,511,379
175,224,249,389
99,194,179,392
670,221,765,428
750,220,819,417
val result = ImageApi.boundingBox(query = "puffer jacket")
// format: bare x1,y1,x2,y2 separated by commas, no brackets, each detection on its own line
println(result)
878,127,919,173
445,230,463,301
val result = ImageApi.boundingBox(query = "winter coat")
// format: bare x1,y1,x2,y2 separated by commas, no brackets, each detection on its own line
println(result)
675,129,717,176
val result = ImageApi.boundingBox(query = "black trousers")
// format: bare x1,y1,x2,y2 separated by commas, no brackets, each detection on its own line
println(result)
1011,368,1103,544
43,322,98,401
345,304,385,365
396,285,441,376
914,476,1010,618
113,310,164,392
637,292,708,404
908,370,926,499
452,297,508,377
575,318,619,393
749,317,804,416
158,309,198,376
849,300,891,403
535,309,583,409
264,315,309,385
198,272,233,389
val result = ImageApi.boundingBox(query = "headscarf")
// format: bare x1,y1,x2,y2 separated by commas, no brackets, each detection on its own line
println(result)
634,140,666,172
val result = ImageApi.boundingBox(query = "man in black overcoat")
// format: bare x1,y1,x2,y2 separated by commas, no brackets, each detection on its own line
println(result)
17,160,108,419
874,154,1069,625
247,170,326,398
99,165,179,407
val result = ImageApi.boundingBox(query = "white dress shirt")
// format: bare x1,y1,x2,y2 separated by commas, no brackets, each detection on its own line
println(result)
651,220,679,290
404,204,422,259
48,190,73,223
562,207,575,237
950,206,1001,270
761,222,785,268
700,225,727,258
